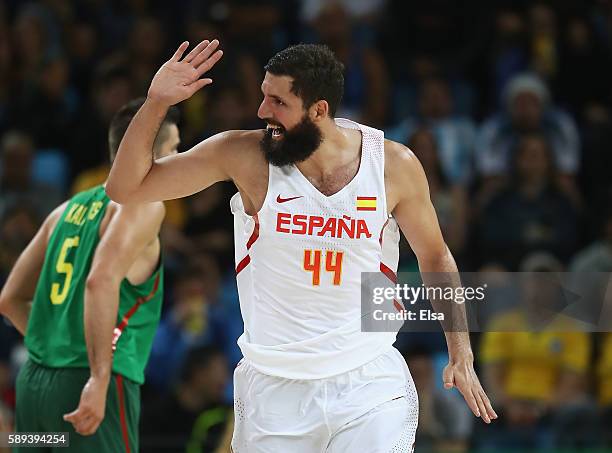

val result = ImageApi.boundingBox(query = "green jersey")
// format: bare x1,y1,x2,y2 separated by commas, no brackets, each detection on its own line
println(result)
25,185,163,384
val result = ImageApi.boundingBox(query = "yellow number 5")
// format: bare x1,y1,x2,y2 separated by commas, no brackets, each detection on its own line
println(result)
50,236,80,305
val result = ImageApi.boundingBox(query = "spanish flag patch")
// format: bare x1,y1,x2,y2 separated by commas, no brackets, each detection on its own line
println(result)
356,196,377,211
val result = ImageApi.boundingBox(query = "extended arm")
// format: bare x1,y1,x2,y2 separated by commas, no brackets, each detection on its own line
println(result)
386,141,497,424
105,40,229,204
0,203,66,334
63,202,165,435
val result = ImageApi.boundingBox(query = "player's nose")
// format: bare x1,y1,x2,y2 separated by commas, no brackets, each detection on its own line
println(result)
257,100,270,120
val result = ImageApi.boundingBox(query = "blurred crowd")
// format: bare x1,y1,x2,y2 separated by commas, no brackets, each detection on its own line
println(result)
1,0,612,451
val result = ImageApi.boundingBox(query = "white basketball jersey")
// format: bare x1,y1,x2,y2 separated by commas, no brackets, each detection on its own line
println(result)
230,118,401,379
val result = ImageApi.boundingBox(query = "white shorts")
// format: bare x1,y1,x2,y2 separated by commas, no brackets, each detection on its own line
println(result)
231,347,418,453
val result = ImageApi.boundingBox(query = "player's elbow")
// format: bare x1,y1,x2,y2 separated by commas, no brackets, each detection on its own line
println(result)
85,271,118,294
104,183,130,204
0,290,13,316
416,242,453,270
0,293,8,316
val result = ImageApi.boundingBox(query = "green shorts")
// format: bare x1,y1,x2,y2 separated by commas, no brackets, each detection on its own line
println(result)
14,359,139,453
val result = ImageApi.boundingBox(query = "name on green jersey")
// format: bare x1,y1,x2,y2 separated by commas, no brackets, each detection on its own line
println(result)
64,201,104,226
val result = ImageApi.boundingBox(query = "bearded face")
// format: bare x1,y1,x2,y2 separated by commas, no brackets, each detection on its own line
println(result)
260,113,323,167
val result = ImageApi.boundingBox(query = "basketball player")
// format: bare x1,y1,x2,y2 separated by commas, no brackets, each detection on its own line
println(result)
0,99,177,452
107,40,497,452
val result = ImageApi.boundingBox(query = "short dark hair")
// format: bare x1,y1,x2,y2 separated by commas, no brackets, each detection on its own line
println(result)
108,97,179,162
264,44,344,116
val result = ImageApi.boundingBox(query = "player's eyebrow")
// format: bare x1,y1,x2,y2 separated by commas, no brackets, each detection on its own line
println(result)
270,94,287,104
261,84,287,104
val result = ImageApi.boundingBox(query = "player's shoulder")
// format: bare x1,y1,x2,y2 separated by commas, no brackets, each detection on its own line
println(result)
210,129,268,177
200,129,265,166
210,129,264,152
383,139,423,179
41,200,70,240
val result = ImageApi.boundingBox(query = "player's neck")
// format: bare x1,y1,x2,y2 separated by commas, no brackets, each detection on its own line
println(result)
297,121,359,177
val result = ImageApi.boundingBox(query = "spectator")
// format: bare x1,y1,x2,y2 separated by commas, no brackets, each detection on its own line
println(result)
408,129,467,255
145,260,230,391
570,210,612,272
477,253,596,450
528,3,559,82
68,61,134,179
475,73,580,191
180,19,262,146
126,16,167,95
141,346,232,452
310,1,389,126
558,16,612,118
301,0,386,26
0,131,62,220
476,133,578,269
195,84,258,142
181,184,236,270
597,333,612,447
387,76,476,185
11,55,78,151
480,8,529,112
66,21,100,95
0,203,40,282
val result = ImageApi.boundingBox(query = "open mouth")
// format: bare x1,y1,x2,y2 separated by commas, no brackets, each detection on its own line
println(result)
267,124,285,139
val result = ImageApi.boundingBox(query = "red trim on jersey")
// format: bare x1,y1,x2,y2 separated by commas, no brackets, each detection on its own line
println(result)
378,218,390,246
393,299,405,312
116,375,131,453
246,214,260,249
235,255,251,275
112,273,160,351
379,261,405,312
380,262,397,284
236,214,260,274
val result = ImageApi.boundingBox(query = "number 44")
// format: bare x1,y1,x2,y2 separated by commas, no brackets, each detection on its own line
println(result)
303,249,344,286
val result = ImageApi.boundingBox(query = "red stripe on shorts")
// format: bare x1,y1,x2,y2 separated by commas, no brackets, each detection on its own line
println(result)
115,375,131,453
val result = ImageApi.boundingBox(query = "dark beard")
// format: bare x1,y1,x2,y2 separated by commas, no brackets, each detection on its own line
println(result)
260,115,323,167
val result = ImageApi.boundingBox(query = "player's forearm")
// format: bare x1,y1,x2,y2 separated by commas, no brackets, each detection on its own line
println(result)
84,275,121,381
106,98,169,203
0,298,31,335
418,245,473,361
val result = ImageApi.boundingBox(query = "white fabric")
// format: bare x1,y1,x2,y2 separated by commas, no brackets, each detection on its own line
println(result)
231,348,418,453
231,118,401,379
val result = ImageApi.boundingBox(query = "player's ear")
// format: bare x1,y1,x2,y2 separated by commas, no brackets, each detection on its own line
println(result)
311,100,328,122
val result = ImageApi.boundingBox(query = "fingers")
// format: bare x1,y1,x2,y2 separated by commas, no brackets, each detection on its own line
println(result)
66,413,101,436
77,416,102,436
171,41,190,62
479,388,498,421
473,390,490,423
64,408,102,436
187,78,214,95
63,410,78,423
183,40,210,63
196,50,224,77
442,365,454,389
190,39,220,69
461,387,481,418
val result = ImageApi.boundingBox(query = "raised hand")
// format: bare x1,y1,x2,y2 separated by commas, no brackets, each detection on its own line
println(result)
148,39,224,107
